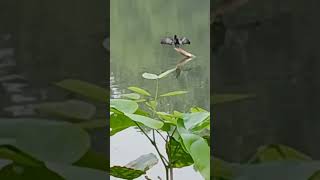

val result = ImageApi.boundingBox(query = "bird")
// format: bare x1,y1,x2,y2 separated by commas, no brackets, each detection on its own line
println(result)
160,35,190,48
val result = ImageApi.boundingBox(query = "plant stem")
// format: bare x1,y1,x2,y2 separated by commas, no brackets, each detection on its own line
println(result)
155,79,159,102
152,130,169,164
170,168,173,180
156,129,167,142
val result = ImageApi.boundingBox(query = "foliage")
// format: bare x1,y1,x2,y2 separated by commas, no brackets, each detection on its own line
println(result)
0,79,111,180
212,144,320,180
109,68,213,180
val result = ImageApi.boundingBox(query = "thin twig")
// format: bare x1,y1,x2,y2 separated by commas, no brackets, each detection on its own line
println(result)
152,130,170,164
155,129,167,142
170,127,177,137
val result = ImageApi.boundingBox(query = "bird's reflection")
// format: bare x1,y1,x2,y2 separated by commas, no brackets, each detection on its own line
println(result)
175,56,193,78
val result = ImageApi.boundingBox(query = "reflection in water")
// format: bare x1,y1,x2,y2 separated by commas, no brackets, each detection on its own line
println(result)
110,72,122,99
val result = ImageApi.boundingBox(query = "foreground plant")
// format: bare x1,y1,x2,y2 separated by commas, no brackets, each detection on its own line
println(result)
110,69,210,180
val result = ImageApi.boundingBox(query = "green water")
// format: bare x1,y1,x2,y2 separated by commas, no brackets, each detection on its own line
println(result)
110,0,209,179
110,0,210,111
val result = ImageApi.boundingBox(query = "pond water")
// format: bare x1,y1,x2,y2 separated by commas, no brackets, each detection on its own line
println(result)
110,0,210,179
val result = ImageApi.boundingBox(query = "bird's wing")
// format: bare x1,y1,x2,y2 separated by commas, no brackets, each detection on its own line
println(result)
179,37,191,44
160,37,174,45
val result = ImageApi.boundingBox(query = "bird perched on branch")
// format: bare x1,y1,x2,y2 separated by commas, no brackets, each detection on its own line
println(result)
160,35,190,48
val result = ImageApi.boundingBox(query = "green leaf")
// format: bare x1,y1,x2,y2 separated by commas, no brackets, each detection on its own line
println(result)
74,149,109,171
34,100,96,122
110,166,144,180
183,112,210,130
212,94,255,104
142,73,158,80
124,113,164,129
0,163,64,180
46,163,106,180
166,138,193,168
233,161,320,180
0,145,42,167
110,99,138,114
121,93,141,100
212,158,234,179
110,113,136,136
158,68,177,79
0,160,12,170
190,107,208,113
146,100,157,110
310,170,320,180
191,121,210,134
134,99,147,103
173,111,184,118
110,153,158,179
76,119,107,130
0,118,90,164
177,119,210,180
248,144,312,163
156,112,177,125
160,91,188,97
55,79,108,102
128,87,151,96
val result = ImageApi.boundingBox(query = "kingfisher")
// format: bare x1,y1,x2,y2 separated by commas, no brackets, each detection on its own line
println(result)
160,35,190,48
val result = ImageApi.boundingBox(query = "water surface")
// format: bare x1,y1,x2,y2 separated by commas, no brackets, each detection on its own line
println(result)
110,0,210,179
